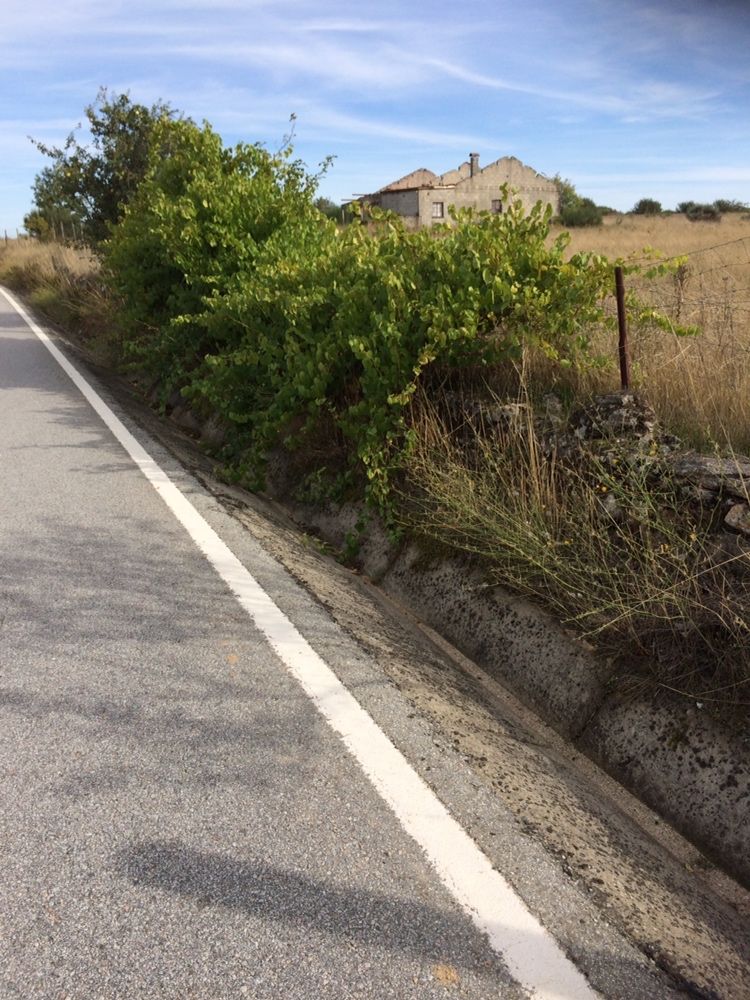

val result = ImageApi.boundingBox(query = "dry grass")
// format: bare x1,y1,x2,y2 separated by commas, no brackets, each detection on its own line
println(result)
551,213,750,452
0,239,119,361
0,237,99,285
403,394,750,703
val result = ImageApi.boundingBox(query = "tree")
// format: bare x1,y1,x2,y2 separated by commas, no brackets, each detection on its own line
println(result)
27,89,177,245
314,196,341,221
713,199,748,213
553,176,579,217
686,203,721,222
553,176,603,227
23,202,79,242
632,198,662,215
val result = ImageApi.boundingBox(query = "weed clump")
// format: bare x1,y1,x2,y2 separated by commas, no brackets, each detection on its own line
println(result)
0,240,118,360
403,390,750,704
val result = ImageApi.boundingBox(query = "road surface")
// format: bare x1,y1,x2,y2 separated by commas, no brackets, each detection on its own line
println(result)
0,287,740,998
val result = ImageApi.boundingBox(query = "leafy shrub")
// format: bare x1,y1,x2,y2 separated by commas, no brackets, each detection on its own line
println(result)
686,203,722,222
632,198,662,215
713,199,748,213
559,197,603,227
106,117,330,388
108,131,616,511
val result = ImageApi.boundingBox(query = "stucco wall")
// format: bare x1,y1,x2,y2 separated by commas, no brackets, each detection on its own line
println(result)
369,156,559,228
438,162,471,186
458,156,558,208
419,157,559,227
417,188,457,224
378,189,420,217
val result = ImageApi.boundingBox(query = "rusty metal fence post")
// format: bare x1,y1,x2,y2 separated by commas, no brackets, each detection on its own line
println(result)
614,265,631,392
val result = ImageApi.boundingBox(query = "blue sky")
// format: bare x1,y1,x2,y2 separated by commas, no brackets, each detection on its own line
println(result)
1,0,749,232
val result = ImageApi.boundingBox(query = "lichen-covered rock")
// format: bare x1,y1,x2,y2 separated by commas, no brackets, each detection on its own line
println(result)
170,404,202,435
441,392,531,437
668,452,750,502
725,502,750,537
702,532,750,580
569,392,657,444
539,393,565,433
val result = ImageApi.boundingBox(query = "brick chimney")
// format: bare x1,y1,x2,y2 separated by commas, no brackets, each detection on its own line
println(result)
469,152,480,177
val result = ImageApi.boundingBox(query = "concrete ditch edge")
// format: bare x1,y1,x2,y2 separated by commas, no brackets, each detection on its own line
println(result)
279,495,750,889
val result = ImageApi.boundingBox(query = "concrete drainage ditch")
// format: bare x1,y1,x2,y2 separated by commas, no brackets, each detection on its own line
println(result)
274,492,749,891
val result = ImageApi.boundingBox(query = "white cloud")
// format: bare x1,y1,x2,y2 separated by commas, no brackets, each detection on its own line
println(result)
422,56,721,121
297,106,489,149
160,40,428,90
299,18,396,33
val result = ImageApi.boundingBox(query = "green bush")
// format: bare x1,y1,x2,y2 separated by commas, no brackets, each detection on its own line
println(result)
108,129,616,511
554,176,603,227
713,199,748,213
632,198,662,215
559,197,603,227
106,117,330,383
686,203,722,222
677,200,729,220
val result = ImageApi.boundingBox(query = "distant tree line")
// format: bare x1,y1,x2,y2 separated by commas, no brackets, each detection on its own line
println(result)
631,197,748,221
551,178,749,228
312,197,358,224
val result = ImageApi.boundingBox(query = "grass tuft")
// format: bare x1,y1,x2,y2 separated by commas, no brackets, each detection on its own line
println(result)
402,392,750,704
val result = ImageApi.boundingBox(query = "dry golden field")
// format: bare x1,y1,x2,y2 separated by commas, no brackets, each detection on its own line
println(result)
0,237,98,283
0,238,113,356
551,213,750,451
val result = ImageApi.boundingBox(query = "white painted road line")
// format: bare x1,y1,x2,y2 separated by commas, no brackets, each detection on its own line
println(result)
1,285,599,1000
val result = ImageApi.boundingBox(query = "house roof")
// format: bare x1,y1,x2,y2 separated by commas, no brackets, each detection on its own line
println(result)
378,168,439,193
368,155,554,200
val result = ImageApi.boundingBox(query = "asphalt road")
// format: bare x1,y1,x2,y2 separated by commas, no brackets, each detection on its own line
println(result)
0,288,714,999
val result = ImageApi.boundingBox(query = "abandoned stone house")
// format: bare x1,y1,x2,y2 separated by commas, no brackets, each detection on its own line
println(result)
364,153,559,227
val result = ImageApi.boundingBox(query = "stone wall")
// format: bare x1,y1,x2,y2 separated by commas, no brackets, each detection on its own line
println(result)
369,155,559,228
418,156,559,226
378,188,420,218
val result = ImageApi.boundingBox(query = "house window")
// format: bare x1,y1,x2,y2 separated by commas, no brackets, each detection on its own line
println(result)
491,199,503,214
432,201,444,219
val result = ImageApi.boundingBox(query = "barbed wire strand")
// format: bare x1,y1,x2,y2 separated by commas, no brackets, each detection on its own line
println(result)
626,234,750,268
